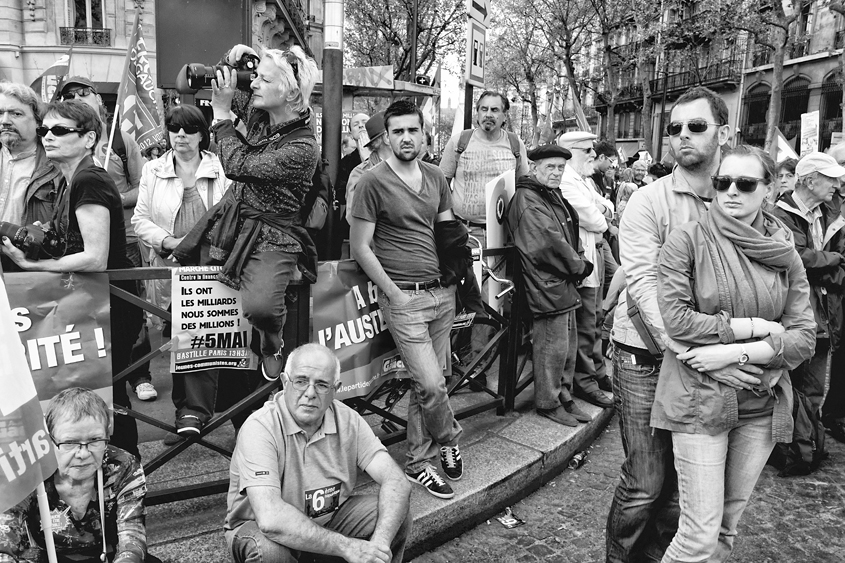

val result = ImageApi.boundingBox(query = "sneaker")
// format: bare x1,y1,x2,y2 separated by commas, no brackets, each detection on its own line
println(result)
175,415,202,435
262,348,284,381
440,445,463,481
134,382,158,401
406,464,454,499
163,432,185,446
563,401,591,423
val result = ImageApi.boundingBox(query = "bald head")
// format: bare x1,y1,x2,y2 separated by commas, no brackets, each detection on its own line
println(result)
284,343,341,383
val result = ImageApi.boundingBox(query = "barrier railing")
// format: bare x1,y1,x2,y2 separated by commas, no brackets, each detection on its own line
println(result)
106,249,532,505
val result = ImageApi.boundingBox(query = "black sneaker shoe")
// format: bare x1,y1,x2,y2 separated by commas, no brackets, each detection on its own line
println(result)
406,464,454,499
176,415,202,435
440,445,463,480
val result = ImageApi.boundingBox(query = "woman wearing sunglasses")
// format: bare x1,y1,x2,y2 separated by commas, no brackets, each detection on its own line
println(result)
0,388,162,563
652,144,815,562
132,105,231,438
0,100,143,459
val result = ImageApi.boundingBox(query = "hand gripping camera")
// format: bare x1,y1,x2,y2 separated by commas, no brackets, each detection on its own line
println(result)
0,222,63,260
174,53,260,94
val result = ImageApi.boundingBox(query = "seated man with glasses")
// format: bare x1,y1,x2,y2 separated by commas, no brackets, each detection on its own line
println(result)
224,343,411,563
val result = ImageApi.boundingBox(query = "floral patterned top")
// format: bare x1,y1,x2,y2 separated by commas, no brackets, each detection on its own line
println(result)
0,446,147,563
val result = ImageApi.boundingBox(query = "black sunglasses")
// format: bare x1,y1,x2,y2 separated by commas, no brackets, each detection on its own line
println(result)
712,175,764,193
35,125,87,137
283,51,300,85
61,87,94,101
166,123,202,135
666,119,722,136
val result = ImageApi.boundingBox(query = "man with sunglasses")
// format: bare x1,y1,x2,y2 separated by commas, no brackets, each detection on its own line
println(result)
605,86,761,563
225,343,411,563
557,130,614,408
0,82,63,273
57,76,157,402
774,153,845,452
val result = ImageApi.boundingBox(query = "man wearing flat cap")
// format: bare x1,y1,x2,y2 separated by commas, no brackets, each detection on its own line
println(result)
556,131,614,409
775,152,845,449
506,144,595,426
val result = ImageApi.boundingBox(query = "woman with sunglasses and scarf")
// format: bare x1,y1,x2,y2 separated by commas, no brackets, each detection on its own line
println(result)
173,44,319,386
651,145,815,562
0,100,143,460
132,105,230,438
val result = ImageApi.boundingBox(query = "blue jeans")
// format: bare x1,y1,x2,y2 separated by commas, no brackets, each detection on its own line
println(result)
606,347,679,563
379,285,462,472
532,311,577,409
229,495,410,563
662,416,775,563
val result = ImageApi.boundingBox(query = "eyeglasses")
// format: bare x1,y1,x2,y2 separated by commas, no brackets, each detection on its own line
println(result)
572,146,595,155
666,120,722,136
50,436,108,453
35,125,87,137
61,87,95,101
711,175,764,193
166,123,202,135
286,373,334,395
283,51,300,85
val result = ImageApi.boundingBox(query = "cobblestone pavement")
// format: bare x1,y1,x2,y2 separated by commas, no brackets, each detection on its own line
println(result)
412,414,845,563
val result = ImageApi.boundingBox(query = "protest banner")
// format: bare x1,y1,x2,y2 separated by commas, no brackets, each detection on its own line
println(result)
5,272,113,408
171,266,258,373
312,260,404,400
0,277,59,514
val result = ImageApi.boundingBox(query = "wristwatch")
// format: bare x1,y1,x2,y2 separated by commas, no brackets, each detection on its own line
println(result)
737,345,749,366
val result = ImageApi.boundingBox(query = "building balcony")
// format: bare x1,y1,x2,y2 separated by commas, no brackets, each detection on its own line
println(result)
593,83,643,109
649,58,741,95
789,37,810,59
740,122,768,142
823,117,843,136
751,46,772,67
60,27,111,46
836,30,845,50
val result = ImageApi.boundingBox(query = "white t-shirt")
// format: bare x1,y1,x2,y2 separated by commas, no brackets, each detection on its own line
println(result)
439,129,529,223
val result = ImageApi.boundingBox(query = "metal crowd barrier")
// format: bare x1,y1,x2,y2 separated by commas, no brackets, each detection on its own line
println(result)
106,248,533,506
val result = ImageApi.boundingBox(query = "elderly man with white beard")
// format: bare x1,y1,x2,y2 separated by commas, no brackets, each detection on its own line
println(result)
556,131,614,409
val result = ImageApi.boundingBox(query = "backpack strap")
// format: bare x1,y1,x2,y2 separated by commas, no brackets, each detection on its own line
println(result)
506,131,521,160
455,129,474,155
108,125,130,180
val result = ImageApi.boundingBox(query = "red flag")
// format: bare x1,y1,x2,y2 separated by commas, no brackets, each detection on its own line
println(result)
0,277,58,513
29,47,73,103
116,11,163,152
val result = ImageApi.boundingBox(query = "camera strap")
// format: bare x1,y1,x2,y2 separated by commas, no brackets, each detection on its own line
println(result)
238,110,313,149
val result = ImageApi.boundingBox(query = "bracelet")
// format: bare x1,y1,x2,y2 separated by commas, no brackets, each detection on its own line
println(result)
749,317,755,338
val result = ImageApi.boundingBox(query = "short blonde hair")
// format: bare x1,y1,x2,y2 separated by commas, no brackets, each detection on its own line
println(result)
262,46,318,114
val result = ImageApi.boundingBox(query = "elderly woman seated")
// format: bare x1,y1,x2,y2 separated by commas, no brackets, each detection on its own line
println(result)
0,388,160,563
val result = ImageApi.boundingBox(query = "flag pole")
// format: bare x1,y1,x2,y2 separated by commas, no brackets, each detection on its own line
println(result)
104,8,141,172
36,476,58,563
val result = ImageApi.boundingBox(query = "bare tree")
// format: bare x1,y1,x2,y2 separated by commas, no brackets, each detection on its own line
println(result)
344,0,465,79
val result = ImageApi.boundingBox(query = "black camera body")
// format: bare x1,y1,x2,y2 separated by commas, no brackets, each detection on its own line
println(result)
0,222,63,260
175,53,260,94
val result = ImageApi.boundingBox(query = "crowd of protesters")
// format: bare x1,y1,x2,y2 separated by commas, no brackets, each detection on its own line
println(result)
1,36,843,563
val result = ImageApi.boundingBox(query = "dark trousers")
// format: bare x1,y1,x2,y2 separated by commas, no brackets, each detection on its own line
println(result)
239,250,298,358
109,281,143,459
823,345,845,421
125,241,152,389
606,347,679,562
532,311,577,409
791,339,831,414
574,285,602,394
229,495,410,563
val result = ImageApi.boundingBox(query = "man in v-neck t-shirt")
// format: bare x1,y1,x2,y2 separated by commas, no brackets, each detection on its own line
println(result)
350,100,464,500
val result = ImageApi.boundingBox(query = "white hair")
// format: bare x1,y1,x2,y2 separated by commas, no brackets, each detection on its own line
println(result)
262,46,318,114
284,343,341,383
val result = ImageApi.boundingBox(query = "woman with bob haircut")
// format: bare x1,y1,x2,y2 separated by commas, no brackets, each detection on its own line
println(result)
132,104,230,438
0,388,161,562
652,144,815,562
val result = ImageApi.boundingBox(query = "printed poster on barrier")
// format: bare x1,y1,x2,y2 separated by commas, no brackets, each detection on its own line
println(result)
312,260,403,400
0,276,59,512
171,265,258,373
5,272,113,408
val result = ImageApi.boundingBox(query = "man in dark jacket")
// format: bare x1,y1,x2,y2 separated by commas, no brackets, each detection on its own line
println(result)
0,82,62,272
774,152,845,418
506,144,594,426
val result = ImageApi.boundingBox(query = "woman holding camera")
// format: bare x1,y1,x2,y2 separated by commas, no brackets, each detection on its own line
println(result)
652,145,815,562
132,104,230,437
173,45,320,385
0,100,142,459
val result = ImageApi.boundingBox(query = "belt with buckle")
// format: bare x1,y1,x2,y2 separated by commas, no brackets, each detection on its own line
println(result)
395,279,442,291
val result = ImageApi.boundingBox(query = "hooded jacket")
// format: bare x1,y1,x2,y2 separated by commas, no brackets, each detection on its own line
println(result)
506,174,592,317
774,191,845,348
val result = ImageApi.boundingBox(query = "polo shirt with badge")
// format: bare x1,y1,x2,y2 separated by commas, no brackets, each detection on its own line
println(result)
224,390,387,540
